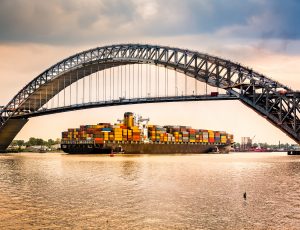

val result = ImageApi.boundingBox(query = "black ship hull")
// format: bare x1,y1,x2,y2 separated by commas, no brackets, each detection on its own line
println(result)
61,142,231,154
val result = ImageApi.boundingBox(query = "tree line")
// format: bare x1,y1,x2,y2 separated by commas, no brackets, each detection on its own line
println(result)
11,137,60,148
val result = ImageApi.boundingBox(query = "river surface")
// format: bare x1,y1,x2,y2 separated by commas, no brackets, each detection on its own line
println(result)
0,152,299,229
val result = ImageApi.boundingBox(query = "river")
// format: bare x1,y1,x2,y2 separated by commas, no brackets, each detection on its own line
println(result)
0,152,299,229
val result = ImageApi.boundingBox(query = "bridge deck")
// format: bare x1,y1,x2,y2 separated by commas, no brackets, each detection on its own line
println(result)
13,94,238,118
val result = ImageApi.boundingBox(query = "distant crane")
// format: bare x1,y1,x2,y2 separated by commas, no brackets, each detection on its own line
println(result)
249,135,256,150
251,135,262,150
251,135,256,143
117,119,123,123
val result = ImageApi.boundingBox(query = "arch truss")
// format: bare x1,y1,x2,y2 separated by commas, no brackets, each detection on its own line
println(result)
0,44,299,147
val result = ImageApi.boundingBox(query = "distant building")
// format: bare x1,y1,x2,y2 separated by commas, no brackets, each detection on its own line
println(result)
241,137,252,150
51,144,61,150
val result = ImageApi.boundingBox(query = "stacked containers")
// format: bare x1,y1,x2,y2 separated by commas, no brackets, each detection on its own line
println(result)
148,125,156,142
113,127,123,141
122,128,128,141
202,130,209,143
182,131,189,143
131,126,141,142
156,126,163,142
195,129,200,143
188,128,196,143
220,132,227,144
208,130,215,143
214,131,221,143
168,133,173,142
173,131,179,142
127,129,132,141
156,127,161,142
61,112,234,145
62,131,68,141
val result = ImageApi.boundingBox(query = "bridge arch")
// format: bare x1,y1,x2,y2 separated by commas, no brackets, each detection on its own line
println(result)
0,44,299,150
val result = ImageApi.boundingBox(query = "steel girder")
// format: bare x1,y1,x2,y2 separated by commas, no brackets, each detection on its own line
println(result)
0,44,299,142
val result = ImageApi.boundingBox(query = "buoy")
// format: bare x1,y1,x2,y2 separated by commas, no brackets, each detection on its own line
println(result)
110,149,114,157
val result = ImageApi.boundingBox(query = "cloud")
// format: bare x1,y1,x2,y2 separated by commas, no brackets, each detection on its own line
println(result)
0,0,137,44
0,0,300,47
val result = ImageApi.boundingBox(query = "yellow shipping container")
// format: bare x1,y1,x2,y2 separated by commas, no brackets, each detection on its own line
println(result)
114,128,122,131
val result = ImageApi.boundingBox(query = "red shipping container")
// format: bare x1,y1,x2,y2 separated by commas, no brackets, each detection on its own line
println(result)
208,138,214,143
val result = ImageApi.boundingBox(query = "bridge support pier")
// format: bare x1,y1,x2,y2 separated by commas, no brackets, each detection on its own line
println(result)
0,118,28,152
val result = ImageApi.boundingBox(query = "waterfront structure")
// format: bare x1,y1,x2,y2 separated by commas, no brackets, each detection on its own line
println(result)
241,137,252,151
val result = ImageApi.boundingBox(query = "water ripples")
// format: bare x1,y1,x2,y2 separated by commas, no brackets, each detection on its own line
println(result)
0,152,299,229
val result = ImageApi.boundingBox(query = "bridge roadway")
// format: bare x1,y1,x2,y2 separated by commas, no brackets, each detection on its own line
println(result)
12,94,238,119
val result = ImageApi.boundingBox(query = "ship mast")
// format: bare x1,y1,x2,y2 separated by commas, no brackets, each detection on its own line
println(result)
135,114,150,142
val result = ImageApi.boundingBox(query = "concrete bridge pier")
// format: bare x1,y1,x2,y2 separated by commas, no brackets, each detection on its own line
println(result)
0,118,28,152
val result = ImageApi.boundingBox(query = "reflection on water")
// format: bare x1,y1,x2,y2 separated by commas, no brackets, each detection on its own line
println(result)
0,152,299,229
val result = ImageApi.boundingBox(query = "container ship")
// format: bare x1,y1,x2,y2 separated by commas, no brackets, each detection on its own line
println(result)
61,112,234,154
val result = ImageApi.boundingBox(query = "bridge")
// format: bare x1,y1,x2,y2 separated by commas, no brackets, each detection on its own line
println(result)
0,44,299,151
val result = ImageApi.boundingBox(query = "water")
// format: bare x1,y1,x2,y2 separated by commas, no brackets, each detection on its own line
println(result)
0,152,299,229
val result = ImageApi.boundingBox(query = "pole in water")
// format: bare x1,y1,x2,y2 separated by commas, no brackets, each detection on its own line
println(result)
110,149,114,157
243,192,247,200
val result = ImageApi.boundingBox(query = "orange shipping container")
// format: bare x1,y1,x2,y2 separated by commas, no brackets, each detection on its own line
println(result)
94,138,104,144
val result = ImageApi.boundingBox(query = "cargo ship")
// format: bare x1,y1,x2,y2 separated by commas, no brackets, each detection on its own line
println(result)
61,112,234,154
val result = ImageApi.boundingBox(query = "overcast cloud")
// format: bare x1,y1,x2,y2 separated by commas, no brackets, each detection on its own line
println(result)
0,0,300,48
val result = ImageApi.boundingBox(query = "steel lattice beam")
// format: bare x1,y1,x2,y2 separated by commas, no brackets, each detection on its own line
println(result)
0,44,299,144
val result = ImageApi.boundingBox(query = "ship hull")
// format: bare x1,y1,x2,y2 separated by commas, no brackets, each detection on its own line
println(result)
61,142,231,154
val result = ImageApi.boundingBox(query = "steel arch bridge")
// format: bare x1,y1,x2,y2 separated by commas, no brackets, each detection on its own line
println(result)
0,44,299,151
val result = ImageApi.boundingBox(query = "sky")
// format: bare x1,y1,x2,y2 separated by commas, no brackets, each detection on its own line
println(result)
1,0,300,144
